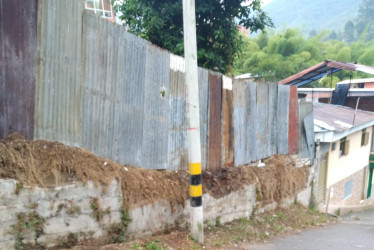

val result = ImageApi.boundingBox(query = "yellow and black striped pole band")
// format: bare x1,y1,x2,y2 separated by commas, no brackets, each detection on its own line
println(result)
189,163,202,207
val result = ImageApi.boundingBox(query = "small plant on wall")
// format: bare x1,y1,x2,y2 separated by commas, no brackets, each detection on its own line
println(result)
11,203,45,249
108,208,132,243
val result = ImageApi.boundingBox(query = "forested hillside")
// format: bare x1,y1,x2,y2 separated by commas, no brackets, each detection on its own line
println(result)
263,0,360,35
234,29,374,86
234,0,374,86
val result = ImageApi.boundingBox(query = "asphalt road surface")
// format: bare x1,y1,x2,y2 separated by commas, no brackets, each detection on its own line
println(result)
248,209,374,250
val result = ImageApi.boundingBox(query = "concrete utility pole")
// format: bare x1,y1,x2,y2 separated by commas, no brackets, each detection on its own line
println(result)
182,0,204,243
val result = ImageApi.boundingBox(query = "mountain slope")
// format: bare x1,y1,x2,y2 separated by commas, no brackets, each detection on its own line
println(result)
263,0,361,34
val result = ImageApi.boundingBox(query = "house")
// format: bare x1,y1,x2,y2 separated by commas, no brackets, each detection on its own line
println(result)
85,0,114,21
298,88,374,103
337,78,374,89
314,103,374,214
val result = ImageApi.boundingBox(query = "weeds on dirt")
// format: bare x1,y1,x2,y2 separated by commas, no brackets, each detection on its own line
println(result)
58,233,78,249
11,204,46,250
202,204,333,248
120,204,336,250
145,239,165,250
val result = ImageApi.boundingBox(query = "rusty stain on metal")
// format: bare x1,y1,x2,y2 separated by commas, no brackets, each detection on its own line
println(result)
0,0,38,139
208,73,222,170
221,88,234,167
288,86,299,154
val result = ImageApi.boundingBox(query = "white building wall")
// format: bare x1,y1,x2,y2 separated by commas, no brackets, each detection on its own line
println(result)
326,126,372,187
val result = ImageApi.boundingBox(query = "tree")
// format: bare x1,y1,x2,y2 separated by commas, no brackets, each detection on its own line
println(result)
343,21,355,43
356,0,374,41
336,46,351,62
358,49,374,66
357,0,374,23
113,0,273,73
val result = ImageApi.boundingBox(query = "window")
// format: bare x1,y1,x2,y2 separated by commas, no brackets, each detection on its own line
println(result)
85,0,113,19
361,128,369,146
339,137,349,157
344,180,353,200
331,142,336,151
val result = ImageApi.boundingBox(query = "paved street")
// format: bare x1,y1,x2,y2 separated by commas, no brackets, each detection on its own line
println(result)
248,209,374,250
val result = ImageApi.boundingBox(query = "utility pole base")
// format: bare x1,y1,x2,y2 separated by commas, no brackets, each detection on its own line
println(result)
190,206,204,243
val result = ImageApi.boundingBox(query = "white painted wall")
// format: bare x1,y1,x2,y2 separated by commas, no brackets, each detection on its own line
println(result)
326,126,372,187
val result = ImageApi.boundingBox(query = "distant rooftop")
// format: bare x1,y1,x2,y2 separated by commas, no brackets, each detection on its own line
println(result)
337,78,374,85
280,60,374,87
314,103,374,142
314,103,374,133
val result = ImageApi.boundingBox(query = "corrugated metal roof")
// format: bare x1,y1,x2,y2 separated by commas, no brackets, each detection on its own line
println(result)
280,60,374,86
313,103,374,133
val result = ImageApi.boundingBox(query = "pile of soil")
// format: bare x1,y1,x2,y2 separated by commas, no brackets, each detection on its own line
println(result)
203,155,309,204
0,133,309,209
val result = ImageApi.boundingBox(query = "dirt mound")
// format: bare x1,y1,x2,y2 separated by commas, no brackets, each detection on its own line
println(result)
203,155,309,204
0,133,188,209
0,133,309,209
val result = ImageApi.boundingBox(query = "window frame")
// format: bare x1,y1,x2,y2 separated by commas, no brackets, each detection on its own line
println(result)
339,137,347,157
343,180,353,200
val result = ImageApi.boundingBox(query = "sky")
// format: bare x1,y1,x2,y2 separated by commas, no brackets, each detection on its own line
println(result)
262,0,273,6
243,0,273,7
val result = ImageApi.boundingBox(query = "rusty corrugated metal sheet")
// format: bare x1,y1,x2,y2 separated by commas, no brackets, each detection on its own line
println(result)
221,80,234,167
0,0,38,139
288,86,299,154
34,0,84,146
208,72,222,170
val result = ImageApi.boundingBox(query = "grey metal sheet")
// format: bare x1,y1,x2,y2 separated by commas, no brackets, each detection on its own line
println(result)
277,85,290,154
267,83,278,156
246,81,257,162
81,13,124,161
233,81,247,166
117,30,148,167
304,113,315,164
298,101,313,159
35,0,84,146
198,68,209,170
141,44,170,169
256,83,268,160
168,68,188,171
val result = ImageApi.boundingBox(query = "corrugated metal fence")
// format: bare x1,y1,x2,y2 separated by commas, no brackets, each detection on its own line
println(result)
1,0,303,171
0,0,38,139
233,81,299,165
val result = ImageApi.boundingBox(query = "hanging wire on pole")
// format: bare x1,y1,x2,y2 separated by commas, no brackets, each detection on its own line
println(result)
182,0,204,243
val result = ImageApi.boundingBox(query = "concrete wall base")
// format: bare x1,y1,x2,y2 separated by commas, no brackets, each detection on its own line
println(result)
0,171,312,249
